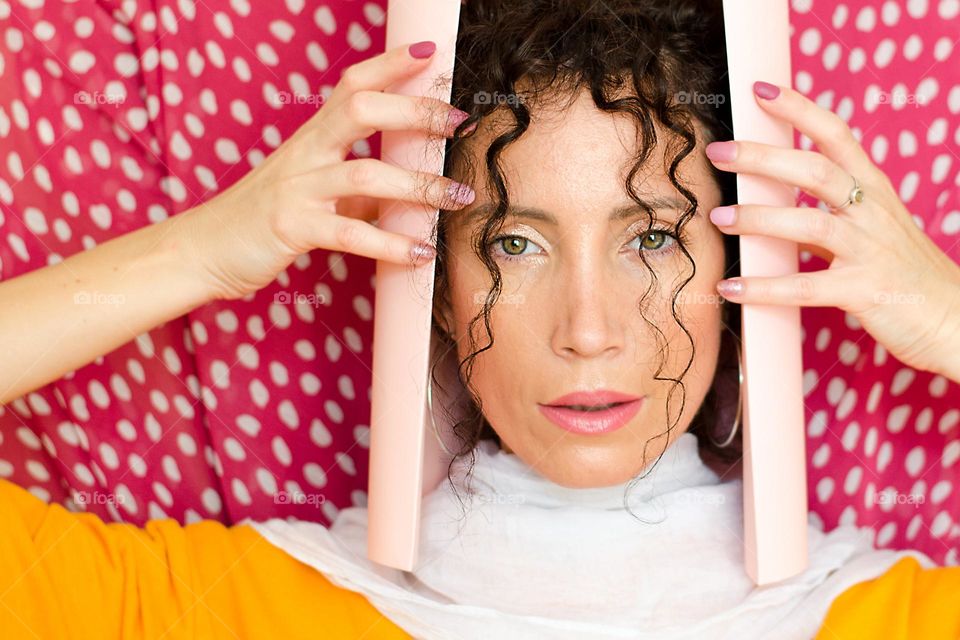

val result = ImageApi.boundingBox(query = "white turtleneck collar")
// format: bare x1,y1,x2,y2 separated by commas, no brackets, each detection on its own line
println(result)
459,432,722,512
250,432,928,640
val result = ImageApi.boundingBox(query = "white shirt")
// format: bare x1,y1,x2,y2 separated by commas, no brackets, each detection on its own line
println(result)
250,432,933,639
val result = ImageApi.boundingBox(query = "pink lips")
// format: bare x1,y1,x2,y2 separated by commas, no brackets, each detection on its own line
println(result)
538,390,645,435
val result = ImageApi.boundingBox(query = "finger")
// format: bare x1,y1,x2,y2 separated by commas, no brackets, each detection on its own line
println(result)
324,40,438,111
750,81,882,183
708,203,858,259
317,158,476,210
319,92,471,156
715,270,849,308
706,140,860,213
308,216,439,266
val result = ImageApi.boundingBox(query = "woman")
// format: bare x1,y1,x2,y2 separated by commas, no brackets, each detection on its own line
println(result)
2,0,960,638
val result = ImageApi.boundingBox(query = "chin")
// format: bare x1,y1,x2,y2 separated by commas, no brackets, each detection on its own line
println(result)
514,438,658,489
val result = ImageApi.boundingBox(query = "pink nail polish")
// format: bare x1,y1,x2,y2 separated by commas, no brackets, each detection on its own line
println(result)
411,242,437,262
446,108,469,132
409,41,436,59
447,182,475,205
710,206,736,226
717,278,743,297
705,141,737,163
753,81,780,100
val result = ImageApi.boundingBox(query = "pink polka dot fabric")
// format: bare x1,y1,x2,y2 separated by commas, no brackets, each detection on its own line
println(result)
0,0,957,566
791,0,960,567
0,0,381,526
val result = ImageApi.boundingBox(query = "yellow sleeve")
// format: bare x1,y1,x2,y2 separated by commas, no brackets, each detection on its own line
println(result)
0,479,411,640
814,555,960,639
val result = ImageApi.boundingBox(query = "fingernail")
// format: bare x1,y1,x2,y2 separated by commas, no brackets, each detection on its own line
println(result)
446,108,469,132
705,141,737,163
709,205,737,226
409,40,436,59
447,181,475,205
411,242,437,262
717,278,743,297
753,81,780,100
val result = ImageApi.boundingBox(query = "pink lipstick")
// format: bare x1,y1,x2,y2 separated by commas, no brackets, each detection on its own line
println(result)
538,390,645,435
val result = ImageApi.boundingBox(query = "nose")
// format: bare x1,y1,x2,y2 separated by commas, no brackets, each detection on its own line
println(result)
550,254,626,360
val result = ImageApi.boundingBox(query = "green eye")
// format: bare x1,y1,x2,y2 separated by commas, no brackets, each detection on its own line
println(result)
630,229,678,254
640,231,668,250
500,236,528,256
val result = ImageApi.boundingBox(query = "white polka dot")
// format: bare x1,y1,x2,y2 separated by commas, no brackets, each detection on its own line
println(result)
931,510,953,537
899,171,920,202
799,28,821,56
873,38,897,68
905,446,926,477
115,53,139,77
177,432,198,456
848,48,867,74
272,436,292,466
249,379,269,407
304,462,328,488
939,0,960,18
223,437,246,461
902,34,923,61
116,484,138,515
232,478,252,505
162,455,182,483
127,454,147,477
26,460,50,482
202,487,223,514
300,373,321,395
256,468,278,495
69,50,96,74
75,17,95,38
99,442,120,470
816,476,834,503
335,452,357,476
237,414,261,437
215,138,240,164
269,20,295,42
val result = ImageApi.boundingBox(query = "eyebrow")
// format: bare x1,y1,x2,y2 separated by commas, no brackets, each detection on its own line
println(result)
461,196,692,227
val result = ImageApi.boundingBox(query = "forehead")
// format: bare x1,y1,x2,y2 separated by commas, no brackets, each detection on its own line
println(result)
452,86,718,223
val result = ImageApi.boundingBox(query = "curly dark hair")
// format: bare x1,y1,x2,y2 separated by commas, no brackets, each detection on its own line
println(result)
428,0,744,502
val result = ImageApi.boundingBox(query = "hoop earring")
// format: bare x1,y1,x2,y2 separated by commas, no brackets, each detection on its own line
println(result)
707,338,743,449
426,374,458,457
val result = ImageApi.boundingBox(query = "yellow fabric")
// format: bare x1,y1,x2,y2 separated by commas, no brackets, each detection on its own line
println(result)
815,555,960,639
0,479,411,639
3,476,960,640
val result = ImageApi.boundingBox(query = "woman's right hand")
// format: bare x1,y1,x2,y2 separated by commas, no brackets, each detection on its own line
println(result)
179,40,476,301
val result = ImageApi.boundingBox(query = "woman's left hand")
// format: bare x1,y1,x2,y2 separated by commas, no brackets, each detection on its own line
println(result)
705,80,960,383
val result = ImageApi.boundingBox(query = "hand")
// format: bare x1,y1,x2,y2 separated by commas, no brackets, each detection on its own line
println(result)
705,81,960,381
178,40,476,301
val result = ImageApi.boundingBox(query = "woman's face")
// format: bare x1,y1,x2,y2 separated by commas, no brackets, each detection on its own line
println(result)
438,87,727,488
